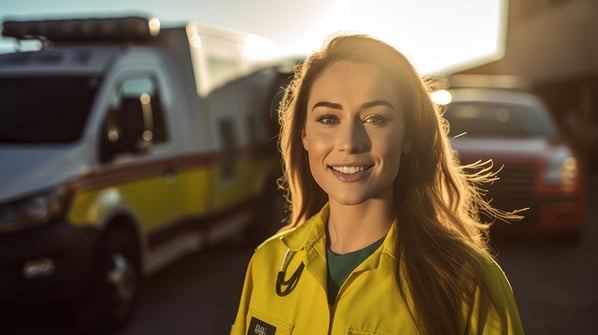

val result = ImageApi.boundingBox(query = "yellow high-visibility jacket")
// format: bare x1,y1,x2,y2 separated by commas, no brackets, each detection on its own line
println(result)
231,204,524,335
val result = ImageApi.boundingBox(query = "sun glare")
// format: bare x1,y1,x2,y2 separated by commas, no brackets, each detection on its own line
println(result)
0,0,506,75
430,89,452,105
242,35,275,61
311,0,505,75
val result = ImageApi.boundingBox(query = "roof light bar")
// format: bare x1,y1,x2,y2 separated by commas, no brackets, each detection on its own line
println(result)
2,16,160,42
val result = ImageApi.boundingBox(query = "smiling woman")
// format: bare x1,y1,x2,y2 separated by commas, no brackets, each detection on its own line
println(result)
302,61,409,221
230,33,524,335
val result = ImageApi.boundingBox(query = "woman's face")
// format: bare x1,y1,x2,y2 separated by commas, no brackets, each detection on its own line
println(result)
302,60,410,206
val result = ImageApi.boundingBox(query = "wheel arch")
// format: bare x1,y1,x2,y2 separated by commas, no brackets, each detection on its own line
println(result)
96,209,146,275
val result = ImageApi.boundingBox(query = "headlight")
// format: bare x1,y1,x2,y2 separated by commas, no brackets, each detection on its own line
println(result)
20,196,52,221
0,187,71,233
544,148,578,185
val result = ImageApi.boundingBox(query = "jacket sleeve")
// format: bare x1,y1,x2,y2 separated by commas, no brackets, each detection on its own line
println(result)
230,255,255,335
464,257,525,335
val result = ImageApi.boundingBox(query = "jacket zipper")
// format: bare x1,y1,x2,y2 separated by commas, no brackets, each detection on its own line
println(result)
328,302,337,335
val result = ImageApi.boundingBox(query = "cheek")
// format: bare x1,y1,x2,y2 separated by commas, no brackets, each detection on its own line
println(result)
377,132,405,170
303,127,335,153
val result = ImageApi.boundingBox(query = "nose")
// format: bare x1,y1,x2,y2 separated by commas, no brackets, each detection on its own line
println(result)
338,118,371,153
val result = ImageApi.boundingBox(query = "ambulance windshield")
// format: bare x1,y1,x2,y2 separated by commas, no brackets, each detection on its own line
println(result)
0,75,101,143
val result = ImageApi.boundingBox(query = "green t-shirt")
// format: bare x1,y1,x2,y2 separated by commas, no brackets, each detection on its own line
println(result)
326,236,385,305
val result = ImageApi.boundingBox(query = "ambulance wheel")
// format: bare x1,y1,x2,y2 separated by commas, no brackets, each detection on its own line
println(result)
76,228,140,333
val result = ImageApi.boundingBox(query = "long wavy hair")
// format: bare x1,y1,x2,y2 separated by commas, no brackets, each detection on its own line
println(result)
277,34,520,335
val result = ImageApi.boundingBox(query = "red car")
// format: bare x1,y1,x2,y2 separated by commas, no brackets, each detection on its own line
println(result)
435,84,586,240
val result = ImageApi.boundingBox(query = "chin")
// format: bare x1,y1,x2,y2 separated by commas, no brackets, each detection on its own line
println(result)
329,193,378,206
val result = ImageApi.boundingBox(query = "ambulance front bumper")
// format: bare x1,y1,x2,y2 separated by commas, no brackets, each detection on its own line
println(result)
0,220,99,305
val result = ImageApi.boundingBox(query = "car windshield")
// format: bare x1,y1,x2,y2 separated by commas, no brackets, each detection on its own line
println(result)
0,75,101,144
444,101,559,139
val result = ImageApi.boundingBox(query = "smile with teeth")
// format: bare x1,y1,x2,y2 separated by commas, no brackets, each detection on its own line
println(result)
330,165,372,175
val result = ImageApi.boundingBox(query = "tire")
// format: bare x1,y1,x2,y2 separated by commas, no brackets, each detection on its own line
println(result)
76,229,140,334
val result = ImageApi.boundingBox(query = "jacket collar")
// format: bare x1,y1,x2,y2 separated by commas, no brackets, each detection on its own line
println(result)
280,203,398,259
280,203,328,251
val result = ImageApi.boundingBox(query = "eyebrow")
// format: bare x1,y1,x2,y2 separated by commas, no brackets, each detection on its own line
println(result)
311,100,396,112
312,101,342,111
361,100,396,111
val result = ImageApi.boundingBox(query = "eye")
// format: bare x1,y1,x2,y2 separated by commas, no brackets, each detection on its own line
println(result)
363,115,388,126
316,115,339,125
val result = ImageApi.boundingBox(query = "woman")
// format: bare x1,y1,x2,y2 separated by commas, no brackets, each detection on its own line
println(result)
231,34,524,335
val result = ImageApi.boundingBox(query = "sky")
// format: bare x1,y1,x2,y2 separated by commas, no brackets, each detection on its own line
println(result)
0,0,506,74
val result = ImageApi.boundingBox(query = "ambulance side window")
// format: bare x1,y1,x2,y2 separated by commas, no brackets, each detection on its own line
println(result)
99,76,168,163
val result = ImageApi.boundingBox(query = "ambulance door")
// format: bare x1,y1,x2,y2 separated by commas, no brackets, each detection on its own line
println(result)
98,74,184,235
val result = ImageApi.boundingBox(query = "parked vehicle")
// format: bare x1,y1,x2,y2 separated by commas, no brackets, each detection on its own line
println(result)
432,75,586,240
0,15,286,332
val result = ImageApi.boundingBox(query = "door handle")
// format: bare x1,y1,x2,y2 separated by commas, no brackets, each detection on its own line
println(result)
164,167,177,183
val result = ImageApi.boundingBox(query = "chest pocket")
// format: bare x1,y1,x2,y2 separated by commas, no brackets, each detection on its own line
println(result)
246,309,294,335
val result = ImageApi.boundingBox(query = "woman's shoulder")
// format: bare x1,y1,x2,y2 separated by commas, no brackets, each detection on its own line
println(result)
254,229,293,253
251,218,322,262
470,249,515,293
250,226,299,260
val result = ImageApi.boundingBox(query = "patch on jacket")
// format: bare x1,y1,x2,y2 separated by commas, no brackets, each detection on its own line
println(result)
248,317,277,335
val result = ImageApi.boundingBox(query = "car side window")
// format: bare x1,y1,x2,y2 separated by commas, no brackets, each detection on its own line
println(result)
99,75,168,163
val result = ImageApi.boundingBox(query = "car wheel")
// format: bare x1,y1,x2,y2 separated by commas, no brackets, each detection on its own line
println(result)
76,228,140,334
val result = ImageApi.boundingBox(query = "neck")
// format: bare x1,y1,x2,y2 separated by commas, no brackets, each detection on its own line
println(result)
327,198,394,255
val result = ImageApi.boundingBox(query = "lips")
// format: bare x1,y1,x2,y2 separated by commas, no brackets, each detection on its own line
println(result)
328,163,373,181
330,165,370,174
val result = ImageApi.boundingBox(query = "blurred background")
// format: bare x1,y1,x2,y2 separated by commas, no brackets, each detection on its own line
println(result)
0,0,596,334
0,0,508,73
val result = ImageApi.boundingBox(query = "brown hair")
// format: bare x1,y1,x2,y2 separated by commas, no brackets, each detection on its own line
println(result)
277,34,518,335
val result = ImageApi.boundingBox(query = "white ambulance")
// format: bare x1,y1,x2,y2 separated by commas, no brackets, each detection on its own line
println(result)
0,15,287,332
